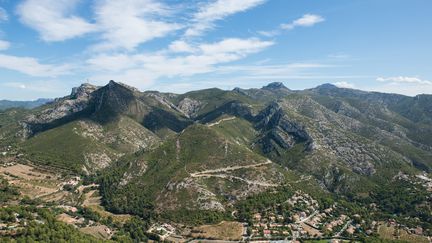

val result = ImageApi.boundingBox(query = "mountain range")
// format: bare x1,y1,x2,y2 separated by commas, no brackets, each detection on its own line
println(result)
0,80,431,230
0,98,52,110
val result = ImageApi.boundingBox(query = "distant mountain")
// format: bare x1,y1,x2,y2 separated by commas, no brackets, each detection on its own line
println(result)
0,80,431,228
0,98,52,110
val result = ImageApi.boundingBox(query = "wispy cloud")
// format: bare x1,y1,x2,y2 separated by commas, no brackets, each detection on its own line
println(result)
16,0,182,50
333,81,355,88
168,40,196,53
2,82,27,89
281,14,325,30
87,37,274,87
0,40,10,50
0,54,71,77
92,0,182,51
185,0,266,37
0,7,10,49
6,1,335,97
258,13,325,37
377,76,432,85
17,0,96,41
0,7,8,22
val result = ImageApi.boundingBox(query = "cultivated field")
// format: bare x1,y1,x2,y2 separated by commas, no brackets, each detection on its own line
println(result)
190,221,244,240
0,163,62,199
79,225,113,239
378,224,429,243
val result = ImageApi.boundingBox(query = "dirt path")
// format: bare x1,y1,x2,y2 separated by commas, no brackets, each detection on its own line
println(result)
207,117,236,127
192,173,278,187
190,159,277,187
190,160,272,176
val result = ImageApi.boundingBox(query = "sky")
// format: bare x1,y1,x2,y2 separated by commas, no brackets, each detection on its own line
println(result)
0,0,431,100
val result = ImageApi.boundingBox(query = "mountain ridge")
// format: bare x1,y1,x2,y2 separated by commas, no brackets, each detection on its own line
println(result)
0,80,431,224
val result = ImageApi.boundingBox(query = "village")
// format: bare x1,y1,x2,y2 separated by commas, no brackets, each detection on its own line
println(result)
143,191,363,242
146,190,430,243
245,191,355,240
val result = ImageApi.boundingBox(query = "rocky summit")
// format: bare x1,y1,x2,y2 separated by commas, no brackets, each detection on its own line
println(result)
0,81,431,242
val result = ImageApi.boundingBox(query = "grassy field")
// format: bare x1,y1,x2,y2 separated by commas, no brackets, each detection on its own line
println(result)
378,224,429,243
79,225,113,239
190,221,244,240
86,205,131,223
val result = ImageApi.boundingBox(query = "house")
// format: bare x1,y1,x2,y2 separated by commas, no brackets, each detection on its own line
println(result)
263,229,271,237
346,225,355,235
415,226,423,235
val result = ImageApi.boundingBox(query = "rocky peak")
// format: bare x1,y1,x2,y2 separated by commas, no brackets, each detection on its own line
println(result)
70,83,98,99
262,82,288,90
315,83,338,90
107,80,139,92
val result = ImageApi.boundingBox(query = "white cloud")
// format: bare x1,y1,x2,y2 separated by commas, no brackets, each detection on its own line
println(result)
168,40,196,53
257,30,279,37
185,0,266,37
0,7,8,22
0,40,10,50
199,38,272,55
0,54,70,77
87,37,274,88
376,76,432,85
333,81,355,88
17,0,181,49
17,0,96,41
92,0,182,51
281,14,324,30
86,53,136,72
2,82,27,89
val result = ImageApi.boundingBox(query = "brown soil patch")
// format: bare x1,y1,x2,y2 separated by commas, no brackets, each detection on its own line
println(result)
300,222,322,237
57,213,82,225
0,164,62,199
378,224,429,243
80,225,112,239
82,190,101,207
190,221,244,240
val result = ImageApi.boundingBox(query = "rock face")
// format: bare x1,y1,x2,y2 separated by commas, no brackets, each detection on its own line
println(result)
255,102,313,154
262,82,289,90
177,98,202,118
70,83,99,99
22,83,98,137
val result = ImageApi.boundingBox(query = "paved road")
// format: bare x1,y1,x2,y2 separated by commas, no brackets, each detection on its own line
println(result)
335,220,353,237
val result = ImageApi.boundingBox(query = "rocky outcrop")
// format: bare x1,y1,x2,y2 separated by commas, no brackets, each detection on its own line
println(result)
255,102,313,154
177,98,202,118
70,83,99,99
262,82,289,90
197,101,254,123
21,83,99,137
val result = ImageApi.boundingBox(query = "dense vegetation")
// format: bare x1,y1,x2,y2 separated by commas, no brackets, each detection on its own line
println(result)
0,176,20,203
0,206,107,243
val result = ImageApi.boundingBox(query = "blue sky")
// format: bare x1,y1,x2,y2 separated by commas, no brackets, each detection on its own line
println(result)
0,0,431,100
